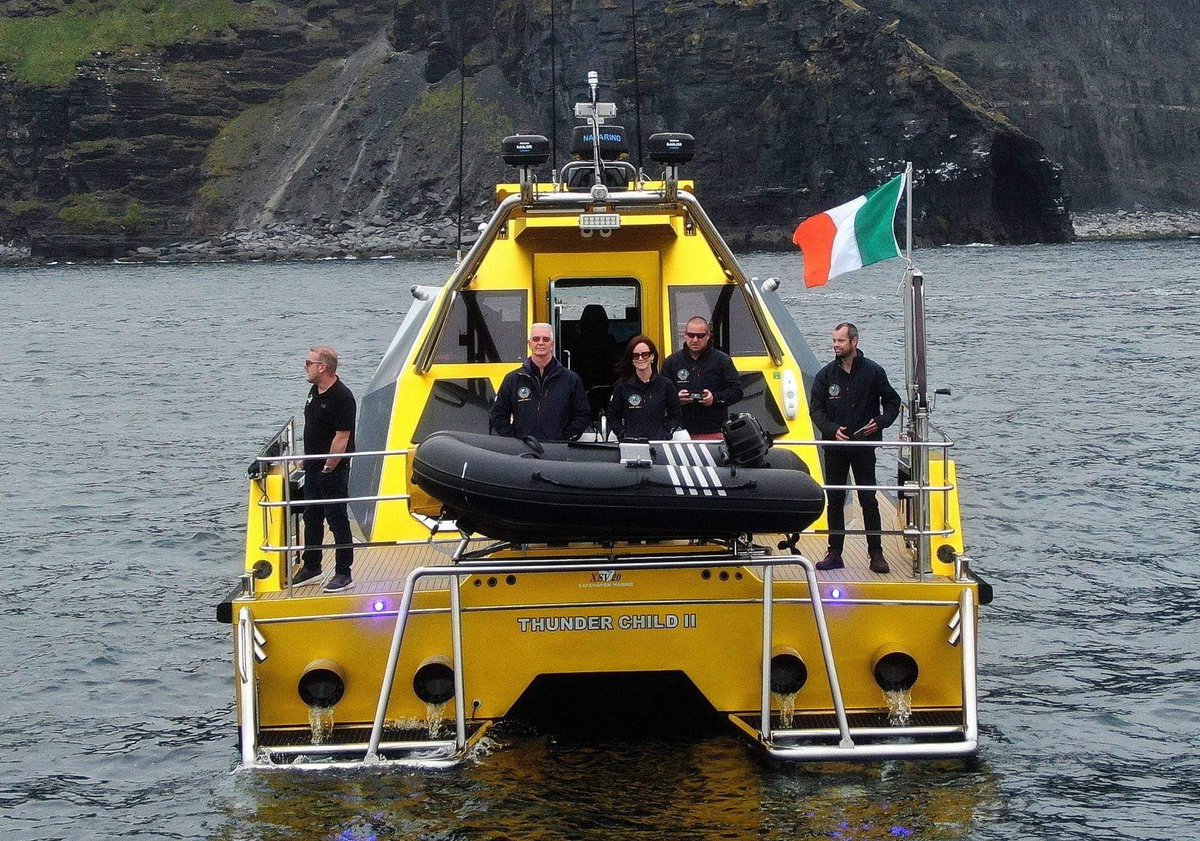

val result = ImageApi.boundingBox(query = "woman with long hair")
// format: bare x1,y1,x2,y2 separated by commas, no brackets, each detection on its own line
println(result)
605,334,683,441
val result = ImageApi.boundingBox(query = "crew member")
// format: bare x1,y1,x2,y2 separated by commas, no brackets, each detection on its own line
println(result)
606,335,683,441
809,322,901,574
490,323,591,441
294,345,356,592
662,316,743,440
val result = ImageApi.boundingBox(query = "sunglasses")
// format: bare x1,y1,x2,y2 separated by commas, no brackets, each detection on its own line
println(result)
304,359,322,367
631,351,653,360
684,331,709,339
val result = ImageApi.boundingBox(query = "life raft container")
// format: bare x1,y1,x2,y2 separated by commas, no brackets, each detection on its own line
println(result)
410,425,825,543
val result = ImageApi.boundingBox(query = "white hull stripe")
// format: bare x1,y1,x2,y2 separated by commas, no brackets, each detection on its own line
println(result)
662,442,727,497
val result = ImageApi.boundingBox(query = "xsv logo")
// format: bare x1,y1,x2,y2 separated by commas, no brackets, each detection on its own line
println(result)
590,570,621,583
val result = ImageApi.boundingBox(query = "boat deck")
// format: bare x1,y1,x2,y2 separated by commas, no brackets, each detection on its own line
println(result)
275,495,921,596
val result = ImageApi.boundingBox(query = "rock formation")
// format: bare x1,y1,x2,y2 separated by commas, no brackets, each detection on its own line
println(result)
8,0,1193,261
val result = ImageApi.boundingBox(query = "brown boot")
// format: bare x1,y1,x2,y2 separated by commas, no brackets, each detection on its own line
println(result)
868,550,890,574
815,551,844,570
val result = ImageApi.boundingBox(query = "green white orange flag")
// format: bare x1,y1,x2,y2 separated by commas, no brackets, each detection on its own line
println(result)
791,173,905,287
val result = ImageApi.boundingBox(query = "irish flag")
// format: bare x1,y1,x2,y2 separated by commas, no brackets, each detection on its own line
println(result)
792,173,905,288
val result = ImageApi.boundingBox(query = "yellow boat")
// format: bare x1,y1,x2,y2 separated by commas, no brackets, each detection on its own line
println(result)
219,74,990,768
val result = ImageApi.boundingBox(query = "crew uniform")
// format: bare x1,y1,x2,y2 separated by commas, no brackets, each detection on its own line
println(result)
490,357,591,441
662,345,743,435
809,349,901,558
606,373,683,441
302,377,356,577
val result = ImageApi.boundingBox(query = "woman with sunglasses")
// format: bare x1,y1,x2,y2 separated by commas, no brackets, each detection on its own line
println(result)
605,335,684,441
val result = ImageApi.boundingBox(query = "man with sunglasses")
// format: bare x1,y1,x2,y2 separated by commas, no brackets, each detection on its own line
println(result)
294,346,356,592
662,316,743,440
490,323,591,441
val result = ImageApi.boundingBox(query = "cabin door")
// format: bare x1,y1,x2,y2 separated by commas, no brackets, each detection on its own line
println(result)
549,278,639,387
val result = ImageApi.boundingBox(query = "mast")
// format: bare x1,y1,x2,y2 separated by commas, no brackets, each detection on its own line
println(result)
901,162,931,576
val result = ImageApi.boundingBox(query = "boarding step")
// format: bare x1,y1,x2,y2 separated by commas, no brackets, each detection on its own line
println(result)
252,721,492,769
729,708,975,761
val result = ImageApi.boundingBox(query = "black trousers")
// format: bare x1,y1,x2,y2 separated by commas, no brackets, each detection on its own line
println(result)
302,466,354,574
823,445,883,553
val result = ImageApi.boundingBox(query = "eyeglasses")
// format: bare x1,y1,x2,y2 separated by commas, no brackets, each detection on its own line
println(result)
304,359,322,367
684,331,709,339
631,351,653,360
529,336,553,343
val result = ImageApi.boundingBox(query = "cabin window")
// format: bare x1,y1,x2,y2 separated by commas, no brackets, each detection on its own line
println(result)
736,372,789,436
434,291,528,364
669,286,767,356
412,378,497,442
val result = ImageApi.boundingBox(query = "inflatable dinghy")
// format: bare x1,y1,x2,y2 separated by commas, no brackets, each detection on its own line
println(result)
411,421,825,543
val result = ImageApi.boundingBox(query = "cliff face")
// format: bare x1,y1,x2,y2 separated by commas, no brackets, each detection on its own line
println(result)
22,0,1184,256
0,0,395,251
860,0,1200,209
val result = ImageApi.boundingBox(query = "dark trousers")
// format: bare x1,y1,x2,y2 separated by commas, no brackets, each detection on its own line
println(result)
302,466,354,574
823,445,882,553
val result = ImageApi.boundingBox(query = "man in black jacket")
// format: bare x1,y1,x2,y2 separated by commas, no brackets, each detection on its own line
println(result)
662,316,744,440
490,323,591,441
809,322,901,574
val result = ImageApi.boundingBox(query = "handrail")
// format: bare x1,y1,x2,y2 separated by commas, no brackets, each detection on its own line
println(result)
772,437,954,449
357,550,976,765
252,447,409,466
236,608,259,766
258,493,410,510
365,552,803,761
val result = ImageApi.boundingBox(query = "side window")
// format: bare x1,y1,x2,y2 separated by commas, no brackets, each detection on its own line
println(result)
412,378,497,443
668,286,767,356
435,291,527,364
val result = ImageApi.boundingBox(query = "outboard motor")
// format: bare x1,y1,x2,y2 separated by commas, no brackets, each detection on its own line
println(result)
723,412,771,467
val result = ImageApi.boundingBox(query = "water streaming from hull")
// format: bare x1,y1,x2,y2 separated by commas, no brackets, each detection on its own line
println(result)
773,691,798,729
885,689,913,726
308,706,335,744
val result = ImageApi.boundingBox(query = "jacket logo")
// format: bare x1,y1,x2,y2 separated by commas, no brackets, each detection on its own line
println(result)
677,370,690,382
517,386,532,400
628,394,642,407
828,384,841,397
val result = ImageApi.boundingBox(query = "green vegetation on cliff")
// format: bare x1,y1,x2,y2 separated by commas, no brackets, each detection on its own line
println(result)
0,0,259,86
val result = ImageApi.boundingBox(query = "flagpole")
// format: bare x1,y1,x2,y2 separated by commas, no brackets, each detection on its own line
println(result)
905,161,913,266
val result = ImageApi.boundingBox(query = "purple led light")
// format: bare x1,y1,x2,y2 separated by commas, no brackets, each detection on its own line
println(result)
371,599,386,612
830,587,843,600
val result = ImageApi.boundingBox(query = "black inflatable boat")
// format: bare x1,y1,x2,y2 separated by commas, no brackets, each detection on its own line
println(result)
411,422,825,543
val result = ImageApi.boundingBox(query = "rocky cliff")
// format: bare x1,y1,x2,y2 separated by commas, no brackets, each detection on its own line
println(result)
859,0,1200,210
8,0,1191,260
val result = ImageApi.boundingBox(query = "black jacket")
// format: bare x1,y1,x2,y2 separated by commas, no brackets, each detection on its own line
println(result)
606,373,683,441
490,357,591,441
662,346,743,434
809,350,901,441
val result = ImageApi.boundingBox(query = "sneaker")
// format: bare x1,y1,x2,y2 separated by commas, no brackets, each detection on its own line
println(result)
869,551,890,574
323,572,353,592
815,551,844,571
292,565,323,586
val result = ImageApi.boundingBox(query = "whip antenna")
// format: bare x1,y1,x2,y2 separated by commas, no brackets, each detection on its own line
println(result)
629,0,643,169
550,0,559,173
455,16,466,263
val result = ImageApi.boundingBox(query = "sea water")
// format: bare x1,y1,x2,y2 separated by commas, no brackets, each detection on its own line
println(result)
1,240,1197,840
